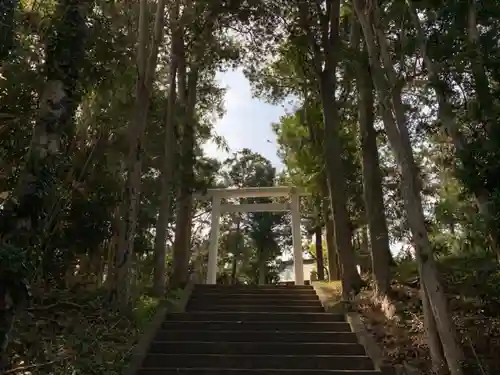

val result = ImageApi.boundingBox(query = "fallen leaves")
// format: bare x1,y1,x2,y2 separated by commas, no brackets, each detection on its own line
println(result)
355,254,500,375
7,288,159,375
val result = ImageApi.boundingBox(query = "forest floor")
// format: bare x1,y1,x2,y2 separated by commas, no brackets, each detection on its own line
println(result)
6,287,183,375
353,253,500,375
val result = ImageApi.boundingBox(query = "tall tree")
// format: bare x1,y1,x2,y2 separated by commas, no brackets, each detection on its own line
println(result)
0,0,91,368
350,19,392,297
152,0,181,297
170,0,241,288
113,0,168,307
295,0,362,297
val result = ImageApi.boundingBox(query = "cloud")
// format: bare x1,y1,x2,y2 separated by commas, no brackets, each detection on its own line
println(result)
203,68,289,170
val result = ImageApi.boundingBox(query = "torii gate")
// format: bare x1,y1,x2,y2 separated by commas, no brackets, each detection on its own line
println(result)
197,186,308,285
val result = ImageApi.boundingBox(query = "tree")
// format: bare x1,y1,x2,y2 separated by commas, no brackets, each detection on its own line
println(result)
0,0,92,367
152,0,181,297
223,149,285,284
112,0,168,307
350,19,393,297
170,0,241,288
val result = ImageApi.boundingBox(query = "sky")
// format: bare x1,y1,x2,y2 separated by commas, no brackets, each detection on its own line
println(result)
202,68,289,170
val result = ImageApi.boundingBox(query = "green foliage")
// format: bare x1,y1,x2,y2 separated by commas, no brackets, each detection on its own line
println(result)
0,244,27,277
134,295,161,329
394,251,500,318
308,239,328,276
0,0,17,63
216,149,287,283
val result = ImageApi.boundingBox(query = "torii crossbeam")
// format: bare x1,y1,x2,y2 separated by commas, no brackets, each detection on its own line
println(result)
195,186,309,285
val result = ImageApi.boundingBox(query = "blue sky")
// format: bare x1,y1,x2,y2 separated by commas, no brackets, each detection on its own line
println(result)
202,68,288,170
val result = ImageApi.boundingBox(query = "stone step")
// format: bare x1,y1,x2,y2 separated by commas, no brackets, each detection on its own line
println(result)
192,289,316,296
278,280,312,286
154,330,359,343
188,298,322,307
160,321,353,332
189,293,321,301
138,369,380,375
164,312,345,322
134,285,381,375
194,284,314,290
193,285,316,295
148,341,367,355
190,295,320,305
189,304,325,313
142,354,375,370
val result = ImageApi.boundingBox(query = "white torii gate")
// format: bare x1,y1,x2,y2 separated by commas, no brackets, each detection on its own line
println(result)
197,186,308,285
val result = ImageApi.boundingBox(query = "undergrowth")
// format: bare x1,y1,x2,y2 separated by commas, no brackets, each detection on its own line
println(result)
6,287,179,375
356,252,500,375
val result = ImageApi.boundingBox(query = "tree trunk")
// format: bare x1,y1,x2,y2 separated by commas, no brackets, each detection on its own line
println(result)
105,205,121,289
230,219,241,284
170,43,199,289
351,30,392,295
113,0,167,307
360,226,369,255
314,225,325,281
231,256,238,285
170,0,220,288
258,247,266,285
89,250,102,287
353,2,465,374
0,0,89,367
319,72,363,297
296,0,360,294
114,89,147,307
300,0,362,297
422,284,447,375
323,195,340,281
170,157,195,289
152,0,181,297
95,245,106,287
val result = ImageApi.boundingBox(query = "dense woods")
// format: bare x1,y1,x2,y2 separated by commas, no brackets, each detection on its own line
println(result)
1,0,500,374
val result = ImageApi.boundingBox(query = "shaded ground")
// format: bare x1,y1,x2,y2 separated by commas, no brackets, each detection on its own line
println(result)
314,254,500,374
354,254,500,374
7,288,163,375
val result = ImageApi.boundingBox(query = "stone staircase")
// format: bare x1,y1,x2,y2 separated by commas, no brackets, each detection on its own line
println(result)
137,284,382,374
